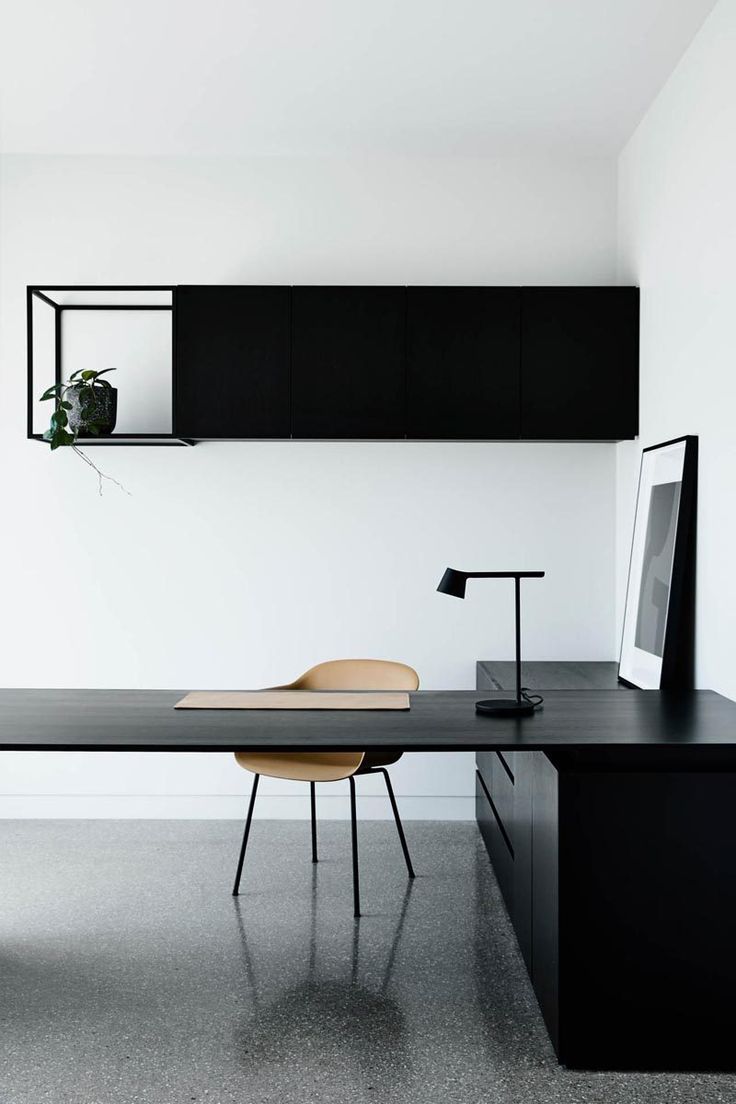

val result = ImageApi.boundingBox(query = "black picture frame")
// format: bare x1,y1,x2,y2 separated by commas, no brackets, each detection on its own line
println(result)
619,435,698,690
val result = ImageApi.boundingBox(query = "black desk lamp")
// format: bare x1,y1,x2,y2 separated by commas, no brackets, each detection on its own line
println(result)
437,568,545,717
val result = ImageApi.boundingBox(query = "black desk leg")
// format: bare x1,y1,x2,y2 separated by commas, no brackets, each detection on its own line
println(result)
232,773,260,896
377,768,415,879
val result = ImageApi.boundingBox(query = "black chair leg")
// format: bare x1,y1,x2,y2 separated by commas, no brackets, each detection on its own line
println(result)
232,773,260,896
349,775,361,918
379,768,415,879
310,781,318,863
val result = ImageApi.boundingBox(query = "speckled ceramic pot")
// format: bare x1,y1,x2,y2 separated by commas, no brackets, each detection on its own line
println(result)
67,385,118,435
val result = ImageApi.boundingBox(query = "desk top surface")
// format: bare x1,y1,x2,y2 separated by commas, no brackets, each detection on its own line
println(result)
0,689,734,752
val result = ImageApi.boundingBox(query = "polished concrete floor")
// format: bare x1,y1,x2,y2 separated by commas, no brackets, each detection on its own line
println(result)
1,819,735,1104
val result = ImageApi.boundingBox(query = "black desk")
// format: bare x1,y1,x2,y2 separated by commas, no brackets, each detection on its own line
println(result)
2,686,736,1073
0,687,734,753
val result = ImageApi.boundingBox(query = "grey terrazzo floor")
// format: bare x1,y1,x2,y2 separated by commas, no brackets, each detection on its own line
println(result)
1,820,735,1104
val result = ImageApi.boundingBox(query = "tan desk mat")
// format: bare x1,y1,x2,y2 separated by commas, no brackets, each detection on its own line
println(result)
174,691,411,711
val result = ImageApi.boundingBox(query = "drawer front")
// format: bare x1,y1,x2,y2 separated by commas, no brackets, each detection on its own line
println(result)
491,751,515,838
476,751,515,848
497,750,518,778
476,771,514,915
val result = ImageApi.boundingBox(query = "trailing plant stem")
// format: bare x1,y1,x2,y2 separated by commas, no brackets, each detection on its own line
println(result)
71,445,131,498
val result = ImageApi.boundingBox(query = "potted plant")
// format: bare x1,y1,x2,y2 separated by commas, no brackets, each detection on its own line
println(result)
40,368,117,448
39,369,128,495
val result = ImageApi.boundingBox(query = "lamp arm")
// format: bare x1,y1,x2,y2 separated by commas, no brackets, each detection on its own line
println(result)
464,571,545,579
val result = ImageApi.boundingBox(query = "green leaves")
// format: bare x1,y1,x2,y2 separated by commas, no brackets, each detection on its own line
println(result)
49,408,68,429
75,368,116,383
42,427,75,450
39,368,117,451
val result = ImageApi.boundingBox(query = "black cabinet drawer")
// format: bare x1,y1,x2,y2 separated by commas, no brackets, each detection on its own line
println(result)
407,287,520,439
477,751,515,848
291,287,406,438
175,286,291,438
476,770,514,914
491,751,515,842
520,287,639,440
497,750,518,778
474,755,538,980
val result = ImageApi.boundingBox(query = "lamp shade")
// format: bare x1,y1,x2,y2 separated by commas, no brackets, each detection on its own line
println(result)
437,568,467,599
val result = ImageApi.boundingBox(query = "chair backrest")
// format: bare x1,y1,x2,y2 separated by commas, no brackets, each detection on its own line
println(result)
286,659,419,692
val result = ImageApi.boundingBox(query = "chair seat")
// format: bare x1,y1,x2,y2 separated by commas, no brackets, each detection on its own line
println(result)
235,751,364,782
355,750,403,773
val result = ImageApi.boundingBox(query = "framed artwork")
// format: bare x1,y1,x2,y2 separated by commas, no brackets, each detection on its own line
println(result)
619,436,698,689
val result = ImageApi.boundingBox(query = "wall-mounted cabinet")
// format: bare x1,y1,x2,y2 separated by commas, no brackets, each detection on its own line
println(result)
520,287,639,440
175,286,290,439
406,287,521,439
172,284,638,442
291,287,405,439
30,284,639,444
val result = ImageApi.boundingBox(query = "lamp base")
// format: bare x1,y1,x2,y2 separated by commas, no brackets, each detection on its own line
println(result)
475,698,536,717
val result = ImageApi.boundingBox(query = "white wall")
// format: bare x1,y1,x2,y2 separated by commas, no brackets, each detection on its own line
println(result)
617,0,736,701
0,153,618,817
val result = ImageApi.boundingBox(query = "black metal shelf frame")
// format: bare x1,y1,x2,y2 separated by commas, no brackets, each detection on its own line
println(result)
27,285,195,446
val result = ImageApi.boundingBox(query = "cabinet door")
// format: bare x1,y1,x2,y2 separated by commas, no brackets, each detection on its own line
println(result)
520,287,639,440
175,287,291,438
291,287,405,439
407,287,520,438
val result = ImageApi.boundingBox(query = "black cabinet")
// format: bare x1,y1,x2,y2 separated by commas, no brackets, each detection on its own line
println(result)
407,288,520,438
172,284,639,441
520,287,639,440
291,287,406,439
477,744,736,1071
175,287,291,438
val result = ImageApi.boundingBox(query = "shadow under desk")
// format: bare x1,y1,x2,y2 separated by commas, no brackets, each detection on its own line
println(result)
475,660,736,1072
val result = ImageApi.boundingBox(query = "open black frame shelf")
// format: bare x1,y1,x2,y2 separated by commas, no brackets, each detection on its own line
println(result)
27,286,195,446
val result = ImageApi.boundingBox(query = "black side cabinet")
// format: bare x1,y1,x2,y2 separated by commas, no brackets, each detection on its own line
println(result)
175,286,291,438
291,287,406,438
477,748,736,1071
406,288,521,438
520,287,639,439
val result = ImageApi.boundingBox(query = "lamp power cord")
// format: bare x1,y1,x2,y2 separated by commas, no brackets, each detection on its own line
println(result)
520,687,544,710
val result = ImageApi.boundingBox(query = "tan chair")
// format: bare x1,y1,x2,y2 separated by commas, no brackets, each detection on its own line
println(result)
232,659,419,917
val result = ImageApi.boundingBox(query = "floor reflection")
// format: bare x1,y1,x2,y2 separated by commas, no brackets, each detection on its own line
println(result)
232,877,416,1093
2,820,732,1104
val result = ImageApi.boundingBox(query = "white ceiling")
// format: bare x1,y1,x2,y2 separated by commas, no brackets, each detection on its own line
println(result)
0,0,716,156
